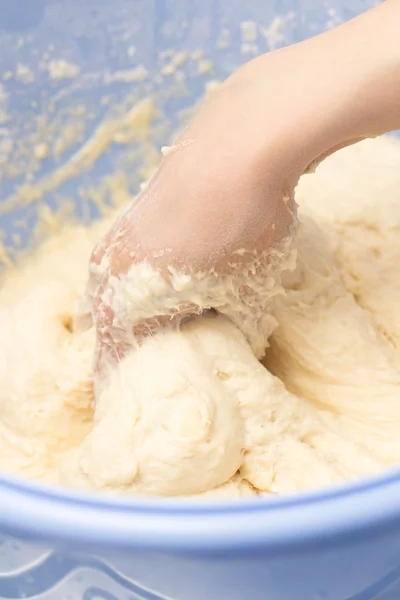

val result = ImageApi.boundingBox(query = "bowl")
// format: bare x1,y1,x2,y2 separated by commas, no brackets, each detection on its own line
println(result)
1,1,400,599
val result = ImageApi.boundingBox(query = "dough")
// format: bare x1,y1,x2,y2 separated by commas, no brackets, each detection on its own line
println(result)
1,136,400,497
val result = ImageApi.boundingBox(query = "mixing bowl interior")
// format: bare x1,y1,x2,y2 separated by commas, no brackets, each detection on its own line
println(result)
1,0,400,549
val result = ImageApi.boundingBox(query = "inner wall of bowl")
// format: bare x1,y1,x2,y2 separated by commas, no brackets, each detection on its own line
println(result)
0,0,380,274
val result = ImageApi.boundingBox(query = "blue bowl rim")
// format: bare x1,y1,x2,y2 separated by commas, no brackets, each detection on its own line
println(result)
1,466,400,551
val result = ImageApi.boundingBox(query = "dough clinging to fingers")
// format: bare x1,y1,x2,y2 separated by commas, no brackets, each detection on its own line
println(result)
84,0,400,378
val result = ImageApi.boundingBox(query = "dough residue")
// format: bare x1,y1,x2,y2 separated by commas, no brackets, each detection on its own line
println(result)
1,136,400,498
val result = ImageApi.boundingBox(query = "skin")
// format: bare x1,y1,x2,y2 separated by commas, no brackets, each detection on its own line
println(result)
83,0,400,371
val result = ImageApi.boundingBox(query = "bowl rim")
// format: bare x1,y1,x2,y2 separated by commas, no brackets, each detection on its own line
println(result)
1,467,400,551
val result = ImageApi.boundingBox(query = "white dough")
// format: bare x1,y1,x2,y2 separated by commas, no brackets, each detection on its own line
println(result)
1,136,400,497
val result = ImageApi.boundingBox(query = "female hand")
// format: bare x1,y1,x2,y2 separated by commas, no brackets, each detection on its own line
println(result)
84,0,400,374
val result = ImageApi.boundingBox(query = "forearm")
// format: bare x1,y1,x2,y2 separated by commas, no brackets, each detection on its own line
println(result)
222,0,400,191
311,0,400,137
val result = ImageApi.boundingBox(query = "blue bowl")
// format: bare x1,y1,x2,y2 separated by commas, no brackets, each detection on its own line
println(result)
1,1,400,599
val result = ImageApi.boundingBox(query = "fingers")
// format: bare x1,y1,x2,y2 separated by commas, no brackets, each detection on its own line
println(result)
93,304,195,374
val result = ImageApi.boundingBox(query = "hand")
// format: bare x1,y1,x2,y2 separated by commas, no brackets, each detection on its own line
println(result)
83,0,400,374
84,75,298,370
